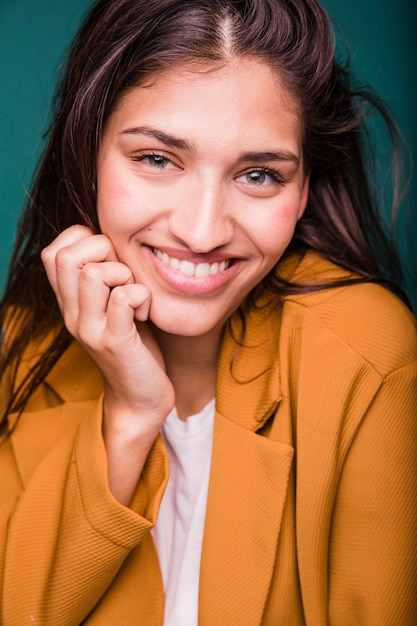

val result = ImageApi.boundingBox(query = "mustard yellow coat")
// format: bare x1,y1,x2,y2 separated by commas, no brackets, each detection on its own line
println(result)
1,254,416,625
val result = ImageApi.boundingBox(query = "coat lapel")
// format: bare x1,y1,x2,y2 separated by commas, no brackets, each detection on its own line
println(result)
199,299,294,625
290,312,384,621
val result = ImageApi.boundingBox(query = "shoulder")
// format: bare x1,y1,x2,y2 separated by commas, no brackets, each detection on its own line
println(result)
277,253,417,377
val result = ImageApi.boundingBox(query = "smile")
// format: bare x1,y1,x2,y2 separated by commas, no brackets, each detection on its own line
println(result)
152,248,231,278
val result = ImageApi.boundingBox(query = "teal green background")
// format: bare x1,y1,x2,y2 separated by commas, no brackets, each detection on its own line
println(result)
1,0,416,307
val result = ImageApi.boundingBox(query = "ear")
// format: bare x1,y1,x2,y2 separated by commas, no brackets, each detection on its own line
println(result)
297,174,310,220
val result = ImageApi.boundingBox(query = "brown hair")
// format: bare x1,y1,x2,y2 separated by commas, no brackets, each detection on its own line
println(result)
0,0,408,431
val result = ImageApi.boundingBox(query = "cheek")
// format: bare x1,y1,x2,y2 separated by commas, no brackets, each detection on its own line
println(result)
97,170,162,234
97,165,130,231
247,203,301,260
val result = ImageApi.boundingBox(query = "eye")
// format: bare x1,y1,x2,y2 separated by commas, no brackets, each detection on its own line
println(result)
132,151,179,170
236,167,285,187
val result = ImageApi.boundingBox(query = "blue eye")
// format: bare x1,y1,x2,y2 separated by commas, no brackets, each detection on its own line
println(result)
144,154,170,168
237,168,284,186
133,152,178,169
246,170,269,185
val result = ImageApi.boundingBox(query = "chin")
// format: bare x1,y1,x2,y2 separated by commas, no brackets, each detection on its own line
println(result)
149,308,227,339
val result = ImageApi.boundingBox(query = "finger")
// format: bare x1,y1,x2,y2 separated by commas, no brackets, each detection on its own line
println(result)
53,234,119,322
41,225,96,300
76,262,135,342
106,284,151,338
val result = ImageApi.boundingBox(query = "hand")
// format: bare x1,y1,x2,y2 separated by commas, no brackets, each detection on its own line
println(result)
41,225,175,504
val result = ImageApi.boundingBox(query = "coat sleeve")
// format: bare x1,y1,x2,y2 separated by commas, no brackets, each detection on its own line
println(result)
328,361,417,625
0,395,168,625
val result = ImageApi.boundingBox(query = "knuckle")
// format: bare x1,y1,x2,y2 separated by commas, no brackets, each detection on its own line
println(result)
55,246,76,271
109,285,129,306
80,263,103,283
72,224,94,237
40,246,53,265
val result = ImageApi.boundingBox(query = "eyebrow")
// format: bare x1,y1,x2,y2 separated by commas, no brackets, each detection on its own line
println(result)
120,126,192,151
238,151,299,166
119,125,300,165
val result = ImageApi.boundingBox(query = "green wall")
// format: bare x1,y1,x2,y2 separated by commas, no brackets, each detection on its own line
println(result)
0,0,89,284
1,0,416,306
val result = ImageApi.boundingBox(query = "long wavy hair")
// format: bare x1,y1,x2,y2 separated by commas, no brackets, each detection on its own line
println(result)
0,0,408,432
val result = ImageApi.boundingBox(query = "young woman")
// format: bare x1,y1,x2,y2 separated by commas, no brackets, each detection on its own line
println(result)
0,0,416,624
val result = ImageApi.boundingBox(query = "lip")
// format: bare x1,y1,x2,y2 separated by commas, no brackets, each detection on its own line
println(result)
145,245,244,295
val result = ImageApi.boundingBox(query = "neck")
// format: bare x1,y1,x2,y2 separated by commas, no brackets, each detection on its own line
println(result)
150,323,224,420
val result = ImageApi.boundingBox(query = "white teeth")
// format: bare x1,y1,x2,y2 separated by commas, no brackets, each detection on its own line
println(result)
195,263,210,277
153,248,230,277
179,260,195,276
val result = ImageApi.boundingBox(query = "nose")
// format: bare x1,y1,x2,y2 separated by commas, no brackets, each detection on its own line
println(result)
168,177,234,252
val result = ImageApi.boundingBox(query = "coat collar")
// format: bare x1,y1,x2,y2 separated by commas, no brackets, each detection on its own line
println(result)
213,250,307,432
215,294,282,432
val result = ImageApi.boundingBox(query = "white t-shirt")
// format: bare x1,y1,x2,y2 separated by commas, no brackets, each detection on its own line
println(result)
151,399,215,626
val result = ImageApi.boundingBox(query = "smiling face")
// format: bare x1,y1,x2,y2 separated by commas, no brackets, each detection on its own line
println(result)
97,58,309,338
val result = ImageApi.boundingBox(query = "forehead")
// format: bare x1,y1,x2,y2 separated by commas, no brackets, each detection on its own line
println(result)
106,58,303,152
